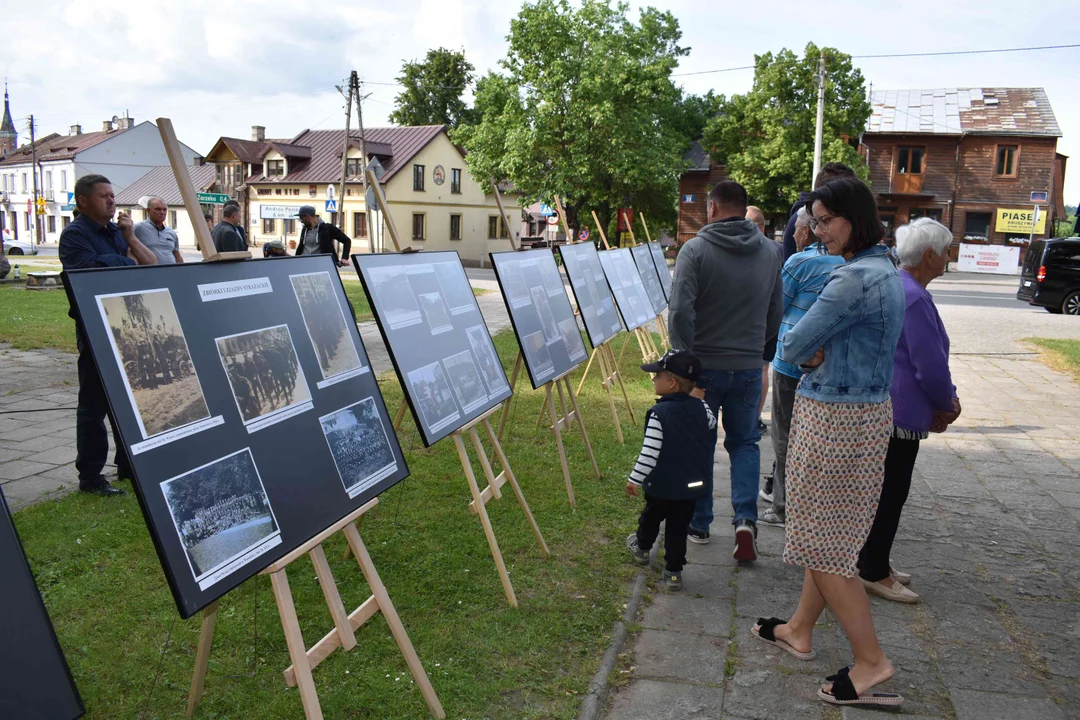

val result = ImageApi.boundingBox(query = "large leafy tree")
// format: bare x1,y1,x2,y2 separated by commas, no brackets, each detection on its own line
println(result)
703,44,871,217
390,48,476,128
454,0,708,238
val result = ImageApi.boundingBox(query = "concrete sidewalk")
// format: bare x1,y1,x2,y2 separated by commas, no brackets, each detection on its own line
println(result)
604,354,1080,719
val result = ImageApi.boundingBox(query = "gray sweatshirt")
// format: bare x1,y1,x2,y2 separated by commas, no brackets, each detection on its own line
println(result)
668,218,783,372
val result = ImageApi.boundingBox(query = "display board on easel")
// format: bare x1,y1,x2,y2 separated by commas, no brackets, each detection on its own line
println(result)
648,242,673,301
597,248,655,332
631,244,667,317
557,242,623,349
0,486,85,720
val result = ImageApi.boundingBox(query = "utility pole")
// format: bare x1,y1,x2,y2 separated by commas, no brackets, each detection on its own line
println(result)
811,51,826,189
28,114,40,251
352,75,376,254
335,74,355,253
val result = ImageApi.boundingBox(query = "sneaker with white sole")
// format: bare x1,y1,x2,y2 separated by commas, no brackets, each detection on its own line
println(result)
687,526,710,545
626,533,649,566
759,508,785,527
733,519,758,562
759,474,774,504
662,570,682,591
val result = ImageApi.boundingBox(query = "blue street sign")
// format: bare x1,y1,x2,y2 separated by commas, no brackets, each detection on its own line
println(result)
540,203,555,217
325,199,337,212
682,194,695,203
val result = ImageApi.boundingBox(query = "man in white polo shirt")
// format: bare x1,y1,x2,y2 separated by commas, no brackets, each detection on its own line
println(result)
133,197,183,264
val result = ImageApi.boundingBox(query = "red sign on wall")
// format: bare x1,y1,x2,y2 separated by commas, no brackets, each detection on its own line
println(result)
617,208,634,232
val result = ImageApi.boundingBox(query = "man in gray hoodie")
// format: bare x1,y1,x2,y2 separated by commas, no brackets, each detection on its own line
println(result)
668,180,783,562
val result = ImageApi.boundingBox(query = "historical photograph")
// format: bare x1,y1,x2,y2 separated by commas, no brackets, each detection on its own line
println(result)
161,449,280,585
290,272,363,380
216,325,311,425
367,265,422,329
538,254,566,298
417,292,453,335
615,255,638,290
628,294,647,327
558,318,587,361
433,261,476,315
406,361,460,433
523,330,555,380
499,260,530,308
467,325,508,394
601,296,622,333
442,350,489,414
530,287,560,343
320,398,398,497
97,289,211,439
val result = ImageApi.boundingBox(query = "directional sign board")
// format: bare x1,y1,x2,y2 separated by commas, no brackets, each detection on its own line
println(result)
259,205,299,220
196,193,231,205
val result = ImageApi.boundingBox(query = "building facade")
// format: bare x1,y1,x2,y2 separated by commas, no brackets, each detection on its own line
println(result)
114,164,217,252
675,141,729,245
862,88,1066,261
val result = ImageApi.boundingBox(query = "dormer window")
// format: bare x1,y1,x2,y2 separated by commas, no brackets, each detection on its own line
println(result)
266,159,284,177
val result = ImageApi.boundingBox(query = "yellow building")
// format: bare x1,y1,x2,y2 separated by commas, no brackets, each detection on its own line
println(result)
208,125,521,267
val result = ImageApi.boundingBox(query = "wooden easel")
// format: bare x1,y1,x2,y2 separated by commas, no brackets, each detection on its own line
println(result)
494,353,600,506
185,499,445,720
621,211,666,357
637,212,670,350
574,341,636,444
365,167,403,252
492,181,520,251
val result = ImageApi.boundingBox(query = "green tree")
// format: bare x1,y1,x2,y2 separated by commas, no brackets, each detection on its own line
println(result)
453,0,706,238
703,44,871,217
390,48,476,128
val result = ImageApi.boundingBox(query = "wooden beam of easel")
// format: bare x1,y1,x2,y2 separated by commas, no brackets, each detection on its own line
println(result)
591,210,611,250
491,180,519,250
623,210,637,246
603,342,637,427
639,211,654,243
574,340,635,442
553,194,573,244
366,167,402,252
157,117,250,263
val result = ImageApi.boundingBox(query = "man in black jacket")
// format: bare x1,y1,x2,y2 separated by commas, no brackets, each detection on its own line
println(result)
781,162,855,260
295,206,350,267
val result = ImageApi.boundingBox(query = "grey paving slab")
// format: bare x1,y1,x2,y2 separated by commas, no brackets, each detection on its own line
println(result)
20,445,78,466
0,459,58,481
632,629,727,686
642,591,733,638
606,679,724,719
950,688,1066,720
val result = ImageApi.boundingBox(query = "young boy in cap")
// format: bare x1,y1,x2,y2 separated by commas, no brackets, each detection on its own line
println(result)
627,349,717,589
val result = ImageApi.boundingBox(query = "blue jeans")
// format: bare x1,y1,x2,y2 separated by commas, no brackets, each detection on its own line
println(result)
691,368,762,532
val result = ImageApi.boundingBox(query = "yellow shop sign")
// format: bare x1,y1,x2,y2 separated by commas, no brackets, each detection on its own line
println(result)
996,208,1046,234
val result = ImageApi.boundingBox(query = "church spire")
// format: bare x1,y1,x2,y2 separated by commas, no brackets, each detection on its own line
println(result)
0,80,17,157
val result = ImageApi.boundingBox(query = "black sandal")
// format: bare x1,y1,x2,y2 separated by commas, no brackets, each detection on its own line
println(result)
817,666,904,707
751,617,816,661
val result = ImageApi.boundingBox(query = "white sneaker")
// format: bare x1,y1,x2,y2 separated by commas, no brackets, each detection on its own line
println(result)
758,488,774,503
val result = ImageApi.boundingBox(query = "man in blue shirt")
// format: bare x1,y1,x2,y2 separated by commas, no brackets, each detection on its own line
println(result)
60,174,158,496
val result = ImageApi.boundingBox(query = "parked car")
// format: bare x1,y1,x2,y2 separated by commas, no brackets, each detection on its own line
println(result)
3,236,38,256
1017,238,1080,314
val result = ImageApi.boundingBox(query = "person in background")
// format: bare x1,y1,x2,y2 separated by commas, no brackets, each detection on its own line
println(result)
295,206,351,267
203,213,214,234
59,174,158,497
760,206,843,527
859,218,960,604
747,204,780,434
626,349,716,591
211,205,246,253
781,163,856,261
223,199,247,245
668,181,783,560
751,177,905,708
133,197,183,264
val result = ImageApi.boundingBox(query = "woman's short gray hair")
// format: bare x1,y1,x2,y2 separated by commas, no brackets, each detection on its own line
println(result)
794,205,811,228
895,217,952,268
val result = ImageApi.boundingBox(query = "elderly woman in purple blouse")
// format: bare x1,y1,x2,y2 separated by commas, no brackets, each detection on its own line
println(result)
858,218,961,604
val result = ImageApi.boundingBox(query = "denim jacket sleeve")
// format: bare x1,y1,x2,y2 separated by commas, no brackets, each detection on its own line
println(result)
780,265,863,365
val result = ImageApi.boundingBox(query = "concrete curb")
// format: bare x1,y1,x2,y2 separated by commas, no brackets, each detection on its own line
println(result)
577,541,658,720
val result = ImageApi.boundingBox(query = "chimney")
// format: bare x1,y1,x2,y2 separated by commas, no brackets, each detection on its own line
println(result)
69,124,82,136
103,120,113,132
119,117,135,130
252,125,266,142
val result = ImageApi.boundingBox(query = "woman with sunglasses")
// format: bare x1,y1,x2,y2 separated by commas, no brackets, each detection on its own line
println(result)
750,177,906,708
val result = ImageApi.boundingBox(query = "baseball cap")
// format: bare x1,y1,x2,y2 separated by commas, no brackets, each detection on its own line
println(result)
641,349,701,382
297,205,317,217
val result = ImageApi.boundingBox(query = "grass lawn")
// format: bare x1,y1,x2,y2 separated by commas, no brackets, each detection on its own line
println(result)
14,328,664,719
0,284,79,354
1026,337,1080,382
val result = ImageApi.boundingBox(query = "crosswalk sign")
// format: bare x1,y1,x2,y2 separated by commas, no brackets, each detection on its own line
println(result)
325,199,337,213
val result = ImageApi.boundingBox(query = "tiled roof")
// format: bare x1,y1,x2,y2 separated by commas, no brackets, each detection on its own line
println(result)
219,137,271,164
246,125,449,184
0,127,129,166
683,140,711,171
867,88,1061,137
266,141,312,159
114,164,217,206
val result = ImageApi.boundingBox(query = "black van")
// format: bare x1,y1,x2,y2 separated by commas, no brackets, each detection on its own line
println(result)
1017,238,1080,314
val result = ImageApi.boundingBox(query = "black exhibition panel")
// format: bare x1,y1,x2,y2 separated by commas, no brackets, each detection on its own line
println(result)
631,244,668,316
0,487,85,720
64,255,409,618
556,242,623,349
597,248,656,332
648,242,673,302
490,248,589,389
353,251,513,447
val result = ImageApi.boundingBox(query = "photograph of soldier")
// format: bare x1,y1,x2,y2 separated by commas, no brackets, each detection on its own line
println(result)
216,325,311,424
98,289,211,438
161,448,279,584
406,361,460,433
290,272,363,380
499,260,530,308
417,292,453,335
433,261,476,315
530,287,560,343
367,265,422,329
442,350,489,414
537,253,565,298
558,317,587,362
523,331,555,380
467,325,508,394
320,398,397,497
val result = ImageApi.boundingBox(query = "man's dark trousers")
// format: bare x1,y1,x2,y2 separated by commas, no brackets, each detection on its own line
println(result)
75,331,132,488
636,495,696,572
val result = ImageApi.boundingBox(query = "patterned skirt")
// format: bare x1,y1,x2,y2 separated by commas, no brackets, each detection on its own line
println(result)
783,394,893,578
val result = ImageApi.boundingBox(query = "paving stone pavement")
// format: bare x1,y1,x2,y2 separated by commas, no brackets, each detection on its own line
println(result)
605,351,1080,719
0,284,513,511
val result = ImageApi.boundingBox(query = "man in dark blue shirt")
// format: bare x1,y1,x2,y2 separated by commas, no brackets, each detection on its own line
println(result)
60,174,158,496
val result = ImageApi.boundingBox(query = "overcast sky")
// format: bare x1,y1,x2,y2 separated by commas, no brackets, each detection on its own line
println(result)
3,0,1076,202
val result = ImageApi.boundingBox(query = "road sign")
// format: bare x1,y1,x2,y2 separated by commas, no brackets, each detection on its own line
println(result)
682,194,695,203
196,192,230,205
60,204,75,212
578,227,590,241
540,203,555,217
67,192,75,204
258,204,299,219
1031,191,1048,203
547,215,559,226
325,199,337,213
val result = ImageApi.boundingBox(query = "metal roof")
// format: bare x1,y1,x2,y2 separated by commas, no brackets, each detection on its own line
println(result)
114,164,217,206
867,88,1060,137
246,125,450,184
682,140,711,171
0,127,128,166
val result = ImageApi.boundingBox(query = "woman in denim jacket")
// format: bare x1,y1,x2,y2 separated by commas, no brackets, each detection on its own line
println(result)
750,178,906,708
